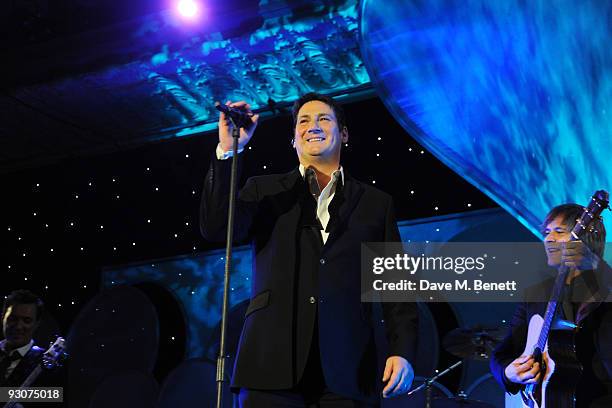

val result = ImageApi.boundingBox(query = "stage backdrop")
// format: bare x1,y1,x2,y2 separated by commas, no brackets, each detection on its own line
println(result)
101,207,541,406
360,0,612,238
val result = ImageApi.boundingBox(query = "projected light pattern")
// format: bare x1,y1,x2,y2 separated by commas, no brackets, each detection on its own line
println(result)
103,247,252,359
157,0,369,139
360,0,612,237
6,1,369,169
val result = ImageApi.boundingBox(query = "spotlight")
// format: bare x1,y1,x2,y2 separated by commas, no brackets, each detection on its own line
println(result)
177,0,199,18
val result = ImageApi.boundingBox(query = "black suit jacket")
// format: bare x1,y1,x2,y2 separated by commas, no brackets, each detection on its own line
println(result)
490,265,612,406
1,345,45,387
200,155,417,401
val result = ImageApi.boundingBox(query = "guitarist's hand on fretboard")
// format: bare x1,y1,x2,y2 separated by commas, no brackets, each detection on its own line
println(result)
504,354,542,385
559,241,599,277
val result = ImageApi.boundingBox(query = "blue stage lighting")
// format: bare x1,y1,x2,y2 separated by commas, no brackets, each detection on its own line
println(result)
177,0,199,19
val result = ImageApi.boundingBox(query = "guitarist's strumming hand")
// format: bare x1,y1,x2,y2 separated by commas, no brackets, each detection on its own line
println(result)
217,100,259,153
561,241,600,283
544,218,599,270
504,354,542,385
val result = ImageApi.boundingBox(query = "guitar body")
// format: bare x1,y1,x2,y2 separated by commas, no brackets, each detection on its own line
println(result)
505,314,581,408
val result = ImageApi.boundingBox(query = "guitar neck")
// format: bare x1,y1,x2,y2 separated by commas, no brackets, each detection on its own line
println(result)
20,365,43,388
536,265,570,350
2,366,43,408
534,199,599,352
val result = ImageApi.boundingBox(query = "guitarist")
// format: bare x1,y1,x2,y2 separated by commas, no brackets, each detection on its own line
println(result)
1,290,63,406
490,204,612,407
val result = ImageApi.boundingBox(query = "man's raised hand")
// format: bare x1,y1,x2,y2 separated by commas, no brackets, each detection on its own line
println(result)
218,100,259,153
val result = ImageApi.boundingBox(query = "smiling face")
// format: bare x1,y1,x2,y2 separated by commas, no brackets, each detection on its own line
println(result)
543,215,572,266
2,303,38,349
293,100,348,166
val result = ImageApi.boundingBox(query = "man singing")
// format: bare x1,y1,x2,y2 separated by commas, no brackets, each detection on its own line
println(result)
200,93,418,406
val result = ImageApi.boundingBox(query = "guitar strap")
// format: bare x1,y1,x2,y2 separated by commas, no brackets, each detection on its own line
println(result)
0,352,21,381
574,268,609,324
0,346,43,387
561,283,575,323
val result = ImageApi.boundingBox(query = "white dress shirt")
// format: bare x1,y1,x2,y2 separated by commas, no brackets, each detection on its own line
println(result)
215,143,344,244
298,164,343,245
216,143,244,160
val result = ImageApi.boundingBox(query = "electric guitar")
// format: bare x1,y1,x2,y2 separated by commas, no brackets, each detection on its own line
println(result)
506,190,609,408
2,337,66,408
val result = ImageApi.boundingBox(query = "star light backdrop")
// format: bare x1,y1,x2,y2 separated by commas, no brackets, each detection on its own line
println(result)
1,97,496,360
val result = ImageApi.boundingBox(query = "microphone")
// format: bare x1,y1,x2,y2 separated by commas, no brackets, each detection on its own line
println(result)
215,102,253,128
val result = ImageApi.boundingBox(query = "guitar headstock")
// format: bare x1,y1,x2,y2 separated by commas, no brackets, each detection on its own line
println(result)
571,190,610,240
41,336,67,370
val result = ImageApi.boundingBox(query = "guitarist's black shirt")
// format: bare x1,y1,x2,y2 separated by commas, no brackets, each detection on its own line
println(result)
574,302,612,407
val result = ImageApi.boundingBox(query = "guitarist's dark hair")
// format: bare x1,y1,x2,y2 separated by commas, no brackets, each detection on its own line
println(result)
541,203,606,257
2,289,45,322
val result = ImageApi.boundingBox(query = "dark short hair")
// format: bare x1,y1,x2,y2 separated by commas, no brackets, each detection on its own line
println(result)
292,92,347,131
541,203,606,257
2,290,44,322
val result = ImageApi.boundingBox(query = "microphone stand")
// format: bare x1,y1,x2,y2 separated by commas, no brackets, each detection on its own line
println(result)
216,117,240,408
406,360,463,408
